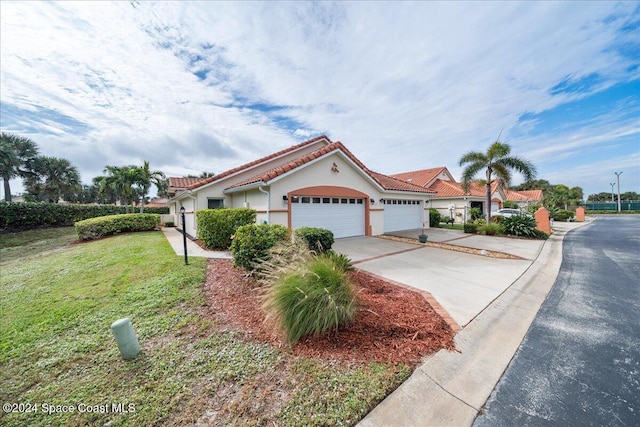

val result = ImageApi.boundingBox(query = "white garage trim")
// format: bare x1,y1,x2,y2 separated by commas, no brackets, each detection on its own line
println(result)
383,199,423,232
291,196,365,238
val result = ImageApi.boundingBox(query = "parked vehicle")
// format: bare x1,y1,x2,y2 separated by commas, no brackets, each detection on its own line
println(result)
490,208,531,218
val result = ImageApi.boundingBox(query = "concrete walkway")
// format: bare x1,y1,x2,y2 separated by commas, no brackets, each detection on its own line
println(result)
357,219,593,427
161,227,231,259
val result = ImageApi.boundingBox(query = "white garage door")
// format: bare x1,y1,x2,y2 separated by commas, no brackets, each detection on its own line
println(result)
291,196,365,238
383,199,423,232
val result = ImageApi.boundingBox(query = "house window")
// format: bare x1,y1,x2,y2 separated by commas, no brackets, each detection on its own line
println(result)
207,198,224,209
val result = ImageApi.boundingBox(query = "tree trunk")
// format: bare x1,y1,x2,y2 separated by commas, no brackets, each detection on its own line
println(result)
486,168,492,222
3,177,11,202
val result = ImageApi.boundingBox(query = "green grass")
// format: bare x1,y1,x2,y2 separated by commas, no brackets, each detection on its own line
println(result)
1,228,409,426
437,222,464,230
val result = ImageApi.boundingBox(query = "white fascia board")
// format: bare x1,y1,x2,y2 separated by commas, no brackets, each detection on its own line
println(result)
170,189,192,202
223,181,267,194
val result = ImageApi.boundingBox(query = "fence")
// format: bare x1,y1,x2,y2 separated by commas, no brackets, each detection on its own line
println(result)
585,201,640,211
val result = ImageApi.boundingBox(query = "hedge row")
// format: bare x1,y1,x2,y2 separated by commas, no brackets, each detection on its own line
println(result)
294,227,334,253
0,202,168,231
230,223,290,270
75,214,160,240
196,208,256,249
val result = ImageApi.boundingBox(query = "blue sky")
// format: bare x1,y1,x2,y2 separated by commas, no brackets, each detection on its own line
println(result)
1,1,638,199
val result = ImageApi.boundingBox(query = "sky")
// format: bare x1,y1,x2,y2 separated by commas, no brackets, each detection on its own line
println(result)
1,1,639,200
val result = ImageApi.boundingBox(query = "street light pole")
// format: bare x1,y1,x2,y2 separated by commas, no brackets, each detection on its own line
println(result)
180,206,189,265
610,183,615,203
615,171,623,213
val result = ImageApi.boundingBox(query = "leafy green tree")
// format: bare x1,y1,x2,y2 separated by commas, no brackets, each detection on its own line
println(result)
459,140,536,221
100,165,140,212
136,161,166,212
23,156,81,203
0,132,39,202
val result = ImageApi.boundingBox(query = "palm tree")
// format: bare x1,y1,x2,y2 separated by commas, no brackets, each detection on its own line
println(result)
459,139,536,222
136,161,166,212
101,165,140,212
0,132,39,202
23,156,81,203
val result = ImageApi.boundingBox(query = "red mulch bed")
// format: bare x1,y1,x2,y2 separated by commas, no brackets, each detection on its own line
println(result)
203,259,457,366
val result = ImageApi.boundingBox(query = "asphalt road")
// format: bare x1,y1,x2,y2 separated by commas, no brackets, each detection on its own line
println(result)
473,216,640,426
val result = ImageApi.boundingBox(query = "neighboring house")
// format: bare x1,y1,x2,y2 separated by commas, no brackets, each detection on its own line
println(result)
392,167,541,223
504,189,543,208
169,135,434,239
167,178,204,198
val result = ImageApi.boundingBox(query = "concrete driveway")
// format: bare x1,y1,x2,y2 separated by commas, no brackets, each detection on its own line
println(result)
333,234,542,327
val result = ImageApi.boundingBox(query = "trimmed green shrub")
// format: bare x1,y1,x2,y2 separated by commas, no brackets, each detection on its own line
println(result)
477,223,501,236
500,215,538,238
196,208,256,249
429,208,441,227
0,202,168,231
553,209,575,222
262,254,356,343
295,227,334,253
464,223,477,234
75,213,160,240
230,223,290,270
533,229,550,240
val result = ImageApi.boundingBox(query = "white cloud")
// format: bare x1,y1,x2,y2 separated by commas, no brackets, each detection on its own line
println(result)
1,1,638,200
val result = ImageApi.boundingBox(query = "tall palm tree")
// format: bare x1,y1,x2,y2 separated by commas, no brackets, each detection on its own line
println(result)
23,156,81,203
0,132,39,202
136,161,166,212
459,139,536,221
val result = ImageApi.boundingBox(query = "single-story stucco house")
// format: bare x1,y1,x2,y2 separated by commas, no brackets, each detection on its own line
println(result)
168,135,435,239
392,167,543,223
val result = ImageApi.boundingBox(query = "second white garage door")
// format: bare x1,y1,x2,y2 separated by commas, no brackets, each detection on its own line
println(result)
291,196,365,239
383,199,423,232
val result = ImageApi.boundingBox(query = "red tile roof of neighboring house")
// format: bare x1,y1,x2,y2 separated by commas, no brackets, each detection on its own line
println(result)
228,141,433,193
391,167,448,187
186,135,332,190
428,179,486,198
506,189,543,202
168,177,204,190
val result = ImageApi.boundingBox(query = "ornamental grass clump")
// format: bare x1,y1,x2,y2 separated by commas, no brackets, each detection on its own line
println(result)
261,245,356,344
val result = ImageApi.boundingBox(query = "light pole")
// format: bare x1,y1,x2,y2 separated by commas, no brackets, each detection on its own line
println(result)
615,172,623,213
180,206,188,265
610,183,615,203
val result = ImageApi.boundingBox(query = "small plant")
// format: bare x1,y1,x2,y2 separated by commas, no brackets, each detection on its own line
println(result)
501,215,538,238
463,223,477,234
262,254,357,343
553,209,575,222
164,221,175,227
469,207,484,221
490,215,504,224
230,223,290,270
324,250,354,273
294,227,334,253
429,209,441,227
477,223,501,236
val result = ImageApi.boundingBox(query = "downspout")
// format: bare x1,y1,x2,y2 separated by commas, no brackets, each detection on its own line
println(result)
258,185,270,223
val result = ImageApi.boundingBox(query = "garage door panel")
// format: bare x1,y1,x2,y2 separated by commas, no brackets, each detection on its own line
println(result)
384,200,422,232
292,197,364,239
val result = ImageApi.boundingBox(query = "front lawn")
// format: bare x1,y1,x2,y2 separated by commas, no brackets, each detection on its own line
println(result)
0,228,413,426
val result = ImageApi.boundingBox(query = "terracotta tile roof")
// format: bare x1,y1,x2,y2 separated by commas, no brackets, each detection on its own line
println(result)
391,167,448,187
228,141,433,193
186,135,331,190
428,179,485,198
168,177,204,190
506,189,543,202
